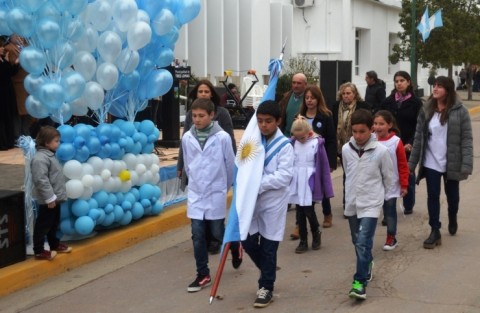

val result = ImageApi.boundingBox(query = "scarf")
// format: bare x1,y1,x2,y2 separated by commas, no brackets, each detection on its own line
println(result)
337,101,357,154
394,92,412,108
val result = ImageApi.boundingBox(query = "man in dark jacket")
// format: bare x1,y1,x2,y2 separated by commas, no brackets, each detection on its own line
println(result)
365,70,386,113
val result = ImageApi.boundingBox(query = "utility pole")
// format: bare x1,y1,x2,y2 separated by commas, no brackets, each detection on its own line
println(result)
410,0,417,88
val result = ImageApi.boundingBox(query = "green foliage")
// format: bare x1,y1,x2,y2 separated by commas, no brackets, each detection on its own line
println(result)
391,0,480,69
276,55,319,99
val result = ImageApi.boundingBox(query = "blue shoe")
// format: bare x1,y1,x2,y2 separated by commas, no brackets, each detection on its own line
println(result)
349,280,366,300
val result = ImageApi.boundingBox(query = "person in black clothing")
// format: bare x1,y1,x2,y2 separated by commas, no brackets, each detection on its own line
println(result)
380,71,423,215
331,82,371,212
364,70,386,113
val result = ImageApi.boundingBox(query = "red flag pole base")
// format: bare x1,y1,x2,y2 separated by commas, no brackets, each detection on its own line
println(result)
209,242,231,304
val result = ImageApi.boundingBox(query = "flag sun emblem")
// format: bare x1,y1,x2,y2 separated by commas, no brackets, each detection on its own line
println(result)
237,138,259,165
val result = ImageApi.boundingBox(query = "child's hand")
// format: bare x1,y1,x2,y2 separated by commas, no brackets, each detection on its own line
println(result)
400,188,408,198
177,170,182,178
47,201,56,209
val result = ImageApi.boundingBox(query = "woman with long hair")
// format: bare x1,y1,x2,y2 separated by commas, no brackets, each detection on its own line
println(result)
408,76,473,249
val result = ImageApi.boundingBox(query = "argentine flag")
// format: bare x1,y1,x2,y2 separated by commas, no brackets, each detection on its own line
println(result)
417,8,443,42
223,58,283,244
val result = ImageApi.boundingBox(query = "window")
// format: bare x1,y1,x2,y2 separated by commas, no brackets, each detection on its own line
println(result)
355,30,360,76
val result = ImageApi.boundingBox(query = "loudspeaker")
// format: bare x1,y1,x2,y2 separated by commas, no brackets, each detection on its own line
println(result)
0,190,26,268
319,61,352,107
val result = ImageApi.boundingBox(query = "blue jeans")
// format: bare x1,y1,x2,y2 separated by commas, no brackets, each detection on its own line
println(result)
383,198,397,236
191,218,225,276
347,216,377,285
424,167,459,230
403,173,416,211
242,232,279,291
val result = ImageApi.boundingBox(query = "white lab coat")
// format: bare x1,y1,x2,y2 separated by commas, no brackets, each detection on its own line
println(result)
182,122,235,220
249,129,294,241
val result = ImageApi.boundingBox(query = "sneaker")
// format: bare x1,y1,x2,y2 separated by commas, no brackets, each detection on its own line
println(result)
383,235,398,251
35,250,57,260
349,280,366,300
367,260,374,282
254,287,273,308
53,243,72,253
187,274,211,293
231,244,243,269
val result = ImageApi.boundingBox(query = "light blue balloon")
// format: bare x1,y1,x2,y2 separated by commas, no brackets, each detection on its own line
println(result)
56,142,76,161
136,0,161,17
19,46,47,75
176,0,201,25
75,145,90,162
52,0,87,15
24,74,46,98
142,143,154,154
60,218,76,235
100,212,115,227
158,26,179,48
152,9,174,36
36,19,60,49
72,199,90,217
50,102,73,124
118,210,132,225
25,95,49,118
113,205,124,222
155,48,174,68
120,70,140,90
75,216,95,235
93,191,109,207
7,7,34,37
138,120,155,135
86,136,101,154
18,0,48,13
146,69,173,99
139,184,155,199
38,82,65,110
131,202,144,220
96,209,106,224
88,208,101,220
141,198,151,209
151,200,164,215
104,203,114,214
0,9,13,35
58,124,76,143
61,71,86,102
74,123,91,139
36,1,62,25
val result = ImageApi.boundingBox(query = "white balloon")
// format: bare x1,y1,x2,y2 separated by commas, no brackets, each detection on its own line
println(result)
87,1,112,31
103,177,116,192
73,51,97,81
122,153,137,170
79,186,93,199
112,160,124,176
112,0,138,32
127,21,151,50
100,169,111,181
152,9,174,36
135,163,146,175
82,174,95,187
87,156,104,174
84,81,104,110
116,48,139,74
136,10,150,24
82,163,94,175
120,180,132,193
96,62,119,90
63,160,84,179
71,97,89,116
66,179,84,199
129,171,139,186
97,31,122,63
103,158,114,171
92,175,104,192
75,26,98,52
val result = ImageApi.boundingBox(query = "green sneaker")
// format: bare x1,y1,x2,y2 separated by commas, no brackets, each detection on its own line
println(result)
349,280,366,300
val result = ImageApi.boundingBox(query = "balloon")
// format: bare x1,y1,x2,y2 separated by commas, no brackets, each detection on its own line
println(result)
97,31,122,63
0,9,12,36
49,42,75,70
96,62,119,90
127,21,151,50
119,70,140,90
71,97,89,116
36,1,62,24
61,71,86,102
60,218,76,235
74,216,95,235
86,0,112,31
116,48,139,74
84,81,105,110
152,9,175,36
158,26,179,46
151,200,164,215
50,102,73,124
56,142,75,161
36,19,60,49
24,74,46,98
66,179,85,199
139,184,155,199
131,202,144,220
155,48,174,68
118,210,132,225
52,0,88,15
176,0,201,25
7,8,34,37
136,9,150,24
75,26,98,52
112,0,138,32
71,199,90,217
146,69,173,99
25,95,49,118
62,17,85,41
118,170,130,182
19,46,46,75
38,82,65,110
73,51,96,81
64,160,83,179
58,124,76,143
18,0,48,13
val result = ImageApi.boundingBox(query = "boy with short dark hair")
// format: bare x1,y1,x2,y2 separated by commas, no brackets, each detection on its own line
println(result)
342,109,393,300
242,100,294,308
182,98,236,293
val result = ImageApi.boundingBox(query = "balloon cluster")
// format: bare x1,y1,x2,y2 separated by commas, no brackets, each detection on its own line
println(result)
57,119,164,236
0,0,201,123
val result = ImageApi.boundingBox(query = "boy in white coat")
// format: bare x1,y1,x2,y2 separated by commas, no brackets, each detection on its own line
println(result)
342,109,393,300
182,99,235,293
242,100,294,308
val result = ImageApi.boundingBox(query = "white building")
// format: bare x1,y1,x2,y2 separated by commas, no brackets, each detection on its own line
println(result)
174,0,438,99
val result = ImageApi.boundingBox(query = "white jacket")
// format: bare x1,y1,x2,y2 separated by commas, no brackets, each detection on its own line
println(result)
249,129,294,241
182,122,235,220
342,135,393,218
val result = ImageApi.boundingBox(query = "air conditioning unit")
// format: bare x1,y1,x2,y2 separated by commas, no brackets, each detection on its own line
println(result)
293,0,314,8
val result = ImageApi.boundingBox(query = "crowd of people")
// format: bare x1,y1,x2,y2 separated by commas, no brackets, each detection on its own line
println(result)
177,70,473,307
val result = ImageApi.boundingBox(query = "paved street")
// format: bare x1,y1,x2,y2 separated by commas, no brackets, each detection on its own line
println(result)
1,113,480,313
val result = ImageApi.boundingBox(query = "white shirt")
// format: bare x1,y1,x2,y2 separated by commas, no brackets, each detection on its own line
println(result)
424,112,448,173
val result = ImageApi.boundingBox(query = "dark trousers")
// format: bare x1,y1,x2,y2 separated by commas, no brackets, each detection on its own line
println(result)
33,203,60,254
403,173,416,211
296,203,320,239
424,167,459,230
242,233,279,291
321,198,332,216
